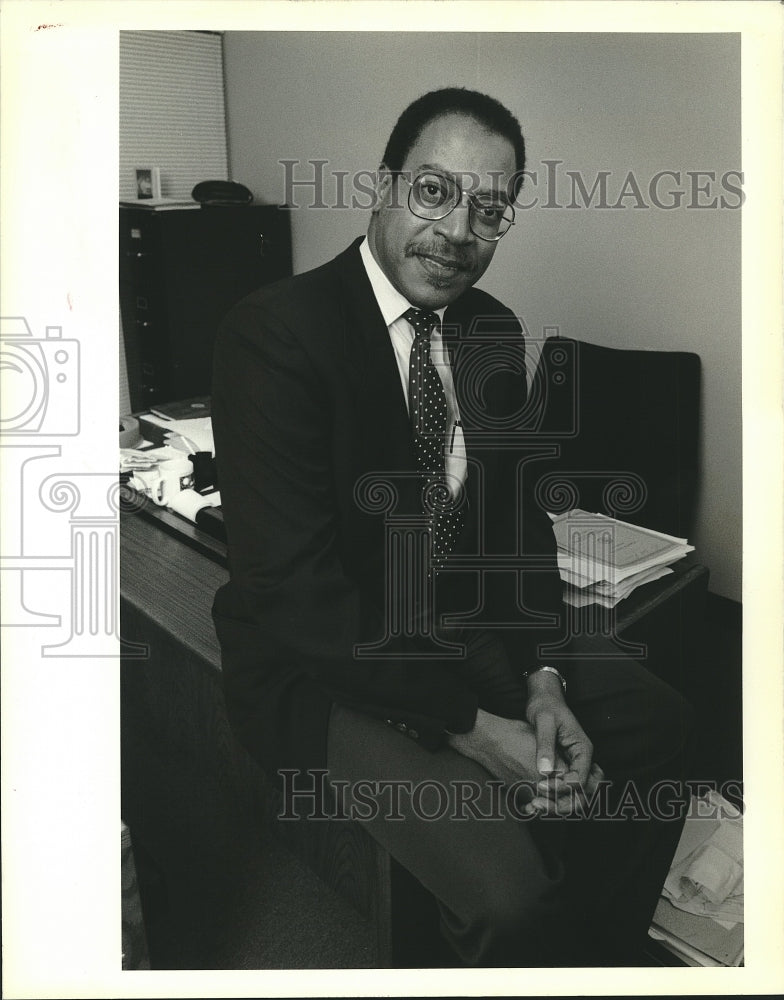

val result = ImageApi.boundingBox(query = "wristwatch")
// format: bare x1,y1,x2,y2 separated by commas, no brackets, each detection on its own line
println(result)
522,665,567,694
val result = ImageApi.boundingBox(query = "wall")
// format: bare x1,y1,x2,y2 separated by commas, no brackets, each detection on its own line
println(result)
223,31,741,601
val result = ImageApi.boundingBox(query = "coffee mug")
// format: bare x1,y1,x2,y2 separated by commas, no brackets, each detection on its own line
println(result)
132,458,194,507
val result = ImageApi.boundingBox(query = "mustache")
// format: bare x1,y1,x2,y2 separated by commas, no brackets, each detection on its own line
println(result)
405,242,472,270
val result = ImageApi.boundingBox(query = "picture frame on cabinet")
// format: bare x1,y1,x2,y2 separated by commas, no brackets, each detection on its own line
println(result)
135,166,161,199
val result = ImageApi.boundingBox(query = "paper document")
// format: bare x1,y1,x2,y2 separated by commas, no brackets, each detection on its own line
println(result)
663,791,744,925
650,790,744,967
651,898,743,966
550,509,694,607
563,566,673,609
553,511,693,581
140,414,214,455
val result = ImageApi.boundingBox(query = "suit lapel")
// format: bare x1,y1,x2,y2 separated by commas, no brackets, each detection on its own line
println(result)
334,240,414,473
443,295,510,513
443,296,480,501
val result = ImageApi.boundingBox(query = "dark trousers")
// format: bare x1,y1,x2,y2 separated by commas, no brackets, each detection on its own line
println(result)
327,631,693,967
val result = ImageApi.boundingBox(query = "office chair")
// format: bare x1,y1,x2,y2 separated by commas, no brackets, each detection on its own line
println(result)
531,336,701,539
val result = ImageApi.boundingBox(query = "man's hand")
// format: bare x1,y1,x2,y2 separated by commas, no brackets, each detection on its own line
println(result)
524,668,605,816
447,708,565,789
447,708,601,816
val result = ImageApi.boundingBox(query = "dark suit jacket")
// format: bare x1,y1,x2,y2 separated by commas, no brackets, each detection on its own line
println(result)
211,238,564,775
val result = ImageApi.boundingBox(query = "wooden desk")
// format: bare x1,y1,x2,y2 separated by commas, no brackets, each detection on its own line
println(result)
120,510,391,967
125,498,709,689
121,504,709,968
121,507,226,663
121,513,261,967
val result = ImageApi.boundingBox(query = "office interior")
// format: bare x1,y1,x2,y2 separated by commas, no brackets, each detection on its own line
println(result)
119,30,743,970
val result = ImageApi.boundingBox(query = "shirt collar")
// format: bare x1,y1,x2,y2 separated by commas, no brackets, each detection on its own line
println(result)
359,237,447,328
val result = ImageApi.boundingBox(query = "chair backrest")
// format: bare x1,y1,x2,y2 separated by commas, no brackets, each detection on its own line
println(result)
530,336,701,539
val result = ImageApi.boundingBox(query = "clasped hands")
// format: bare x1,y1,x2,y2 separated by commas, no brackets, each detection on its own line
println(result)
448,670,604,817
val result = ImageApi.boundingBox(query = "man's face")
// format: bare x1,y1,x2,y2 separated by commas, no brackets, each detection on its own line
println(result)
368,112,517,310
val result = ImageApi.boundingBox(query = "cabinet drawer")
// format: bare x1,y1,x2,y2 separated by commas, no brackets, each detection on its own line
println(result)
120,214,161,253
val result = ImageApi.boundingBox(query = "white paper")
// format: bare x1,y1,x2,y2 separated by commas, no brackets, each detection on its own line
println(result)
141,414,215,454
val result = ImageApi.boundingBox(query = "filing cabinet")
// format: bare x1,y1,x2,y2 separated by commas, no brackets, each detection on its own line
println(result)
120,204,292,410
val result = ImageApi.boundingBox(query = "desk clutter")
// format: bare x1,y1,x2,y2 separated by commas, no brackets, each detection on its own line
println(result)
551,509,695,609
120,399,223,537
649,790,744,967
121,461,224,546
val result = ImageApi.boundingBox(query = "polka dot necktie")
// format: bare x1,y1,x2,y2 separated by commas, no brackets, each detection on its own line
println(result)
404,307,464,569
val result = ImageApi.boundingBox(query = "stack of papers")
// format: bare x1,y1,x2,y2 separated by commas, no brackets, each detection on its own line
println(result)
550,509,694,608
138,413,214,455
650,898,744,967
649,791,744,966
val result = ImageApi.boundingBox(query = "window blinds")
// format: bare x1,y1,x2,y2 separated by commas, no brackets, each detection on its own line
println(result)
119,30,228,199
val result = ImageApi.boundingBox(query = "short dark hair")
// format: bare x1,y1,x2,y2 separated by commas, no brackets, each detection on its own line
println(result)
381,87,527,199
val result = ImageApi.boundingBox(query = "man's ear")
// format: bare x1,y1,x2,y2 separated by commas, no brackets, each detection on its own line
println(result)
371,163,394,214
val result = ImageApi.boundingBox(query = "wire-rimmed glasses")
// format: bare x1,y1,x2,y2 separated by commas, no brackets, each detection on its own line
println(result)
393,170,516,242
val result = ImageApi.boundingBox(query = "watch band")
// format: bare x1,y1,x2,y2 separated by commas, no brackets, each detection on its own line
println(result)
522,665,567,694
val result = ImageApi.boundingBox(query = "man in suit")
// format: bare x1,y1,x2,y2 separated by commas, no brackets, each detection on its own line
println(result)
212,88,692,967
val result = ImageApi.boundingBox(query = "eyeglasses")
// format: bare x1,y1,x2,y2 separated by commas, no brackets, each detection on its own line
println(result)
393,170,516,242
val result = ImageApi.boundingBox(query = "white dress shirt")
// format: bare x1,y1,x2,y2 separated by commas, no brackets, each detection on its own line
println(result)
359,238,467,493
